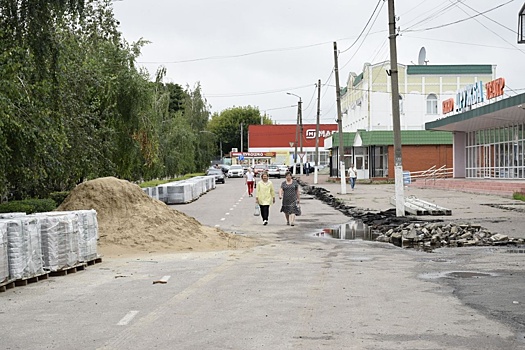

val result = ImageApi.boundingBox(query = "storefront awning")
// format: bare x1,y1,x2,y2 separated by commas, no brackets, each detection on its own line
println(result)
426,93,525,132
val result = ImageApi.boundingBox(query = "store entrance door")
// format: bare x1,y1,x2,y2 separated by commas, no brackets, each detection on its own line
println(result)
355,155,367,179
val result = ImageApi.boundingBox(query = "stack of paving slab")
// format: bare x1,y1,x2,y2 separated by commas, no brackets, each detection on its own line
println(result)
0,209,99,281
152,176,216,204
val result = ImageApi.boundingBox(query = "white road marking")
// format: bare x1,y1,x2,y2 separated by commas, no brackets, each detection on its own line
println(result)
220,218,226,221
117,310,139,326
225,212,230,215
214,224,220,228
229,208,234,211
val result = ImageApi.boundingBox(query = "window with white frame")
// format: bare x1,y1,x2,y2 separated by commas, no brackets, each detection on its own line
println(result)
426,94,438,114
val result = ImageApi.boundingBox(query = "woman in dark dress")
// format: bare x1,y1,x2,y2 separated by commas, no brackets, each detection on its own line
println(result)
279,172,300,226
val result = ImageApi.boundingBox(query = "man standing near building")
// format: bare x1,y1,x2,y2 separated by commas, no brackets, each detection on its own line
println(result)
305,161,311,176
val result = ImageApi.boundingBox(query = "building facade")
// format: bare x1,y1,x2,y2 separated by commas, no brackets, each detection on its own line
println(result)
341,62,496,132
246,124,338,166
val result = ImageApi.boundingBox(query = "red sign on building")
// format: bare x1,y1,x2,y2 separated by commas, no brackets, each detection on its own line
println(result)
249,124,338,148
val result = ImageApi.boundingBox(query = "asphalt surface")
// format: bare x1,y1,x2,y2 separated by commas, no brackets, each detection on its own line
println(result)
1,175,524,349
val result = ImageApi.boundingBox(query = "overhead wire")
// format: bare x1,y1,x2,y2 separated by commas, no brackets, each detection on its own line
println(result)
402,0,515,33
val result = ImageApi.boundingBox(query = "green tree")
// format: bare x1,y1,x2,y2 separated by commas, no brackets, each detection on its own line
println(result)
208,106,272,154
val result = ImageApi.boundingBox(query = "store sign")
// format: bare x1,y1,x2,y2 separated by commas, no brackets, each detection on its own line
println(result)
456,81,484,112
442,77,506,115
230,152,276,157
485,77,505,100
305,129,336,139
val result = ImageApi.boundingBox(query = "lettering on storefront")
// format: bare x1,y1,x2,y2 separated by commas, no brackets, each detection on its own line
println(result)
485,77,505,100
230,152,276,157
442,77,506,115
442,98,454,114
305,129,336,139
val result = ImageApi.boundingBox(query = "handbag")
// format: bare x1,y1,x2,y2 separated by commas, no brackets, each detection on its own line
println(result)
254,204,260,216
295,203,302,216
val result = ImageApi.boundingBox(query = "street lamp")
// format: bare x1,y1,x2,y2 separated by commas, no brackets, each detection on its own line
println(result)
286,92,303,176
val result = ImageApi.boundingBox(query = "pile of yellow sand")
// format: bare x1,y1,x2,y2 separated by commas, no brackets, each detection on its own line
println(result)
57,177,253,256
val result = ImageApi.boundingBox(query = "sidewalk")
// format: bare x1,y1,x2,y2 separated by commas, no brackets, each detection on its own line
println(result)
296,173,525,240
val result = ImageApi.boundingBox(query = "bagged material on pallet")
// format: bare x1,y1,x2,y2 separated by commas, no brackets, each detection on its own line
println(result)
75,209,98,262
37,212,80,272
166,182,193,204
6,217,44,280
0,213,26,219
0,221,8,283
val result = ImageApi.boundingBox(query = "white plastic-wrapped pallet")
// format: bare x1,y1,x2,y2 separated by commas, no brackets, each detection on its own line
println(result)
0,213,26,219
38,212,80,271
0,221,8,283
75,209,98,262
6,217,44,280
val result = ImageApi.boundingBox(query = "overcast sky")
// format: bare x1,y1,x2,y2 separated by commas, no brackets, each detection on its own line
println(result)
112,0,525,125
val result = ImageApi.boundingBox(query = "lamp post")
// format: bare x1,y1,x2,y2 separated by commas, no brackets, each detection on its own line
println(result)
287,92,303,176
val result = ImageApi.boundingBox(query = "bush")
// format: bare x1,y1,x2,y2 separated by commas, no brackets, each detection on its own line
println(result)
49,191,70,206
0,198,57,214
513,192,525,202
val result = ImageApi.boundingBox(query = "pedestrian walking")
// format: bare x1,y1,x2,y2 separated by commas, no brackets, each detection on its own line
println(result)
255,172,275,225
245,167,255,197
348,163,357,190
279,171,301,226
305,162,311,176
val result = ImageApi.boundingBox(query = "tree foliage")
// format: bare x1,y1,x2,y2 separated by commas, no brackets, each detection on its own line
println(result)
0,0,215,201
208,106,272,154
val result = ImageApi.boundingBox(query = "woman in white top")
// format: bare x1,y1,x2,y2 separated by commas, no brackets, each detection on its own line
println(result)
347,164,357,190
245,167,255,197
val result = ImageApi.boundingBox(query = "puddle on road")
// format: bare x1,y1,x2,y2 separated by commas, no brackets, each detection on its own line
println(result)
315,221,379,241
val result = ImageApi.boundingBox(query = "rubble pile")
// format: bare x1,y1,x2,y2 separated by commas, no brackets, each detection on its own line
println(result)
375,222,524,249
302,182,525,249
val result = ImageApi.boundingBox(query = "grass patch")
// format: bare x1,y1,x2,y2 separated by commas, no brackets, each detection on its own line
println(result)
513,192,525,201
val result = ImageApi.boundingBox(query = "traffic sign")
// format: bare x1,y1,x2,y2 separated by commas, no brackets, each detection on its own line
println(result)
238,155,244,161
289,142,295,147
298,152,306,159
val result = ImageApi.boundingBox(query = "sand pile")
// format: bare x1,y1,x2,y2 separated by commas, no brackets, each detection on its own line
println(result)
57,177,254,255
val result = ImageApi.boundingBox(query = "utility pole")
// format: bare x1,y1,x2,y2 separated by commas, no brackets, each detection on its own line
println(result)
294,105,299,175
333,41,347,195
240,122,243,153
314,79,321,184
388,0,405,216
299,99,304,175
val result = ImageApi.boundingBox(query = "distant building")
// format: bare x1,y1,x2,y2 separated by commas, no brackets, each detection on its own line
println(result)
326,62,497,179
245,124,338,166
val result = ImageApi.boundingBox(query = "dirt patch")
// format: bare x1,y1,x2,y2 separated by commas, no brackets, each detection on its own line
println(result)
57,177,257,257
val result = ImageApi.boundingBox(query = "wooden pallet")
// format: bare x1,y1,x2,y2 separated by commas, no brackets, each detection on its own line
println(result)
0,279,15,293
49,263,87,277
85,256,103,266
14,272,49,286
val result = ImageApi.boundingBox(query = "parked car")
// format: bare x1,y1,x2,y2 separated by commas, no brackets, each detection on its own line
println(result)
206,168,226,184
227,165,244,178
219,164,230,174
267,165,281,178
253,164,268,176
277,165,288,177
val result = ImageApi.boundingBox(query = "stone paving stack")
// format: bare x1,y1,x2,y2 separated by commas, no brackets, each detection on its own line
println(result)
6,217,45,280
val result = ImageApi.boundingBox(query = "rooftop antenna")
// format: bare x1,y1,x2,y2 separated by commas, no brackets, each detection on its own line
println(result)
418,47,428,65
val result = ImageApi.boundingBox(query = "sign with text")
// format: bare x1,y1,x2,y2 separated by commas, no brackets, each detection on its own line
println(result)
442,77,506,115
230,152,276,158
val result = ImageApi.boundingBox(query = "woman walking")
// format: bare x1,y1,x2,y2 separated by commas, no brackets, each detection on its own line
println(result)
245,167,255,197
279,171,300,226
255,172,275,225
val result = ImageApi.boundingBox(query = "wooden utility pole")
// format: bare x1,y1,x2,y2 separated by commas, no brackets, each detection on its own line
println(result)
314,79,321,184
240,122,243,153
333,41,347,194
387,0,405,216
299,99,304,175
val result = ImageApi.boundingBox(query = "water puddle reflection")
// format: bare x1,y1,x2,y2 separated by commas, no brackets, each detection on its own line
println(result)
316,221,379,241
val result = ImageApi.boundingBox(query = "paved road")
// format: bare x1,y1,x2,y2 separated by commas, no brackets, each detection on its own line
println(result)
1,177,524,349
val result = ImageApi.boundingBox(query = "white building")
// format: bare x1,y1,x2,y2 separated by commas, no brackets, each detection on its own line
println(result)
341,62,496,132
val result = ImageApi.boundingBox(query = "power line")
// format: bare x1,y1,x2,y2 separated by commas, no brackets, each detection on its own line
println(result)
205,83,314,98
402,0,515,33
339,0,383,54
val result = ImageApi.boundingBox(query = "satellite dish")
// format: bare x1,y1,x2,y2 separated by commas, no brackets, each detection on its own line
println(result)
418,47,427,65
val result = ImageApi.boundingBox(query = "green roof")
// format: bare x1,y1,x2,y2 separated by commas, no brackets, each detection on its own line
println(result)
407,65,493,75
358,130,453,145
331,132,356,147
330,130,452,147
353,72,364,86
